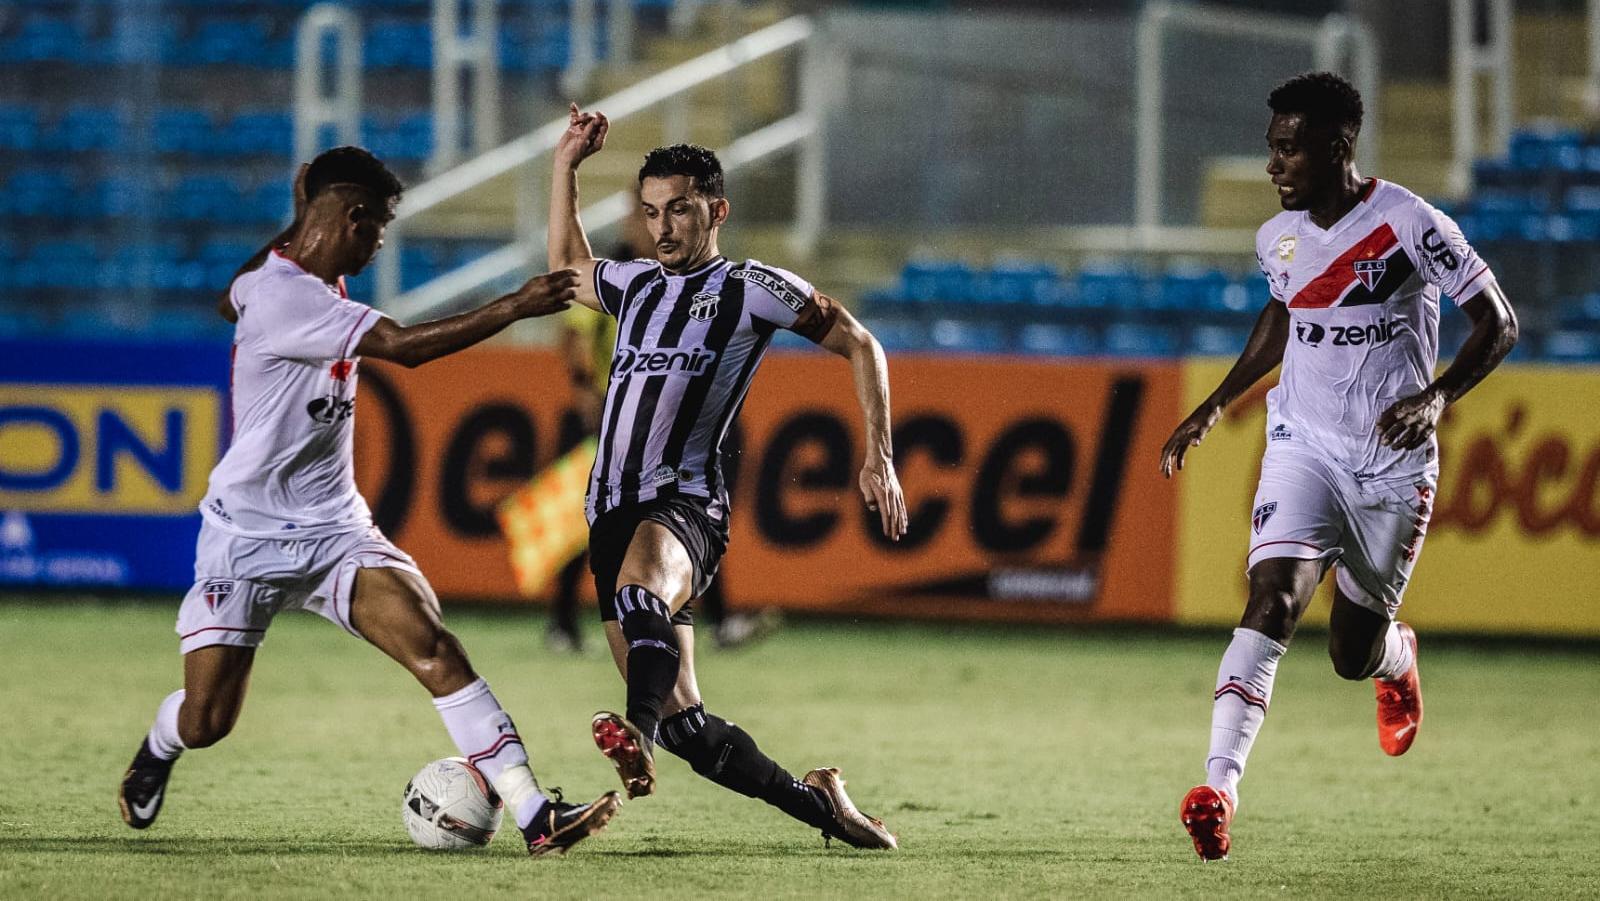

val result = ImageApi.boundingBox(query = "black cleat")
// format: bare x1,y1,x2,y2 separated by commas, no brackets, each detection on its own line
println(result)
119,739,177,830
522,788,623,857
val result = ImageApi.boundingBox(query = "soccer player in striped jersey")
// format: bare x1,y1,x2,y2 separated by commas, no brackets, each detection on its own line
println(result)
118,147,621,856
549,104,907,849
1160,73,1519,860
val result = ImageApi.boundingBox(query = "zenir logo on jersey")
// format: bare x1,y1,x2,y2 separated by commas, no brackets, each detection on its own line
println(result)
307,395,355,425
688,291,719,322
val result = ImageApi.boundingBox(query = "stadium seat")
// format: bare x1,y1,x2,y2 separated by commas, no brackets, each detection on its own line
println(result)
1187,324,1252,356
188,17,287,67
5,15,92,64
46,106,130,153
1016,323,1100,357
1104,323,1181,357
0,105,41,152
4,169,77,219
155,108,217,155
901,259,974,305
1157,266,1229,313
366,20,432,69
1557,294,1600,329
861,318,930,352
975,260,1057,307
364,111,434,164
1075,265,1145,311
1542,329,1600,363
222,111,293,157
929,318,1008,353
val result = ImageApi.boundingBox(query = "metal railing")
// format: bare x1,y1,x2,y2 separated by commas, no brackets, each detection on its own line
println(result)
293,4,362,169
1134,1,1378,238
377,14,822,323
1451,0,1514,196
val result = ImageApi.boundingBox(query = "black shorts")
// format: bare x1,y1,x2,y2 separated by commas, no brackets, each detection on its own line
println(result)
589,493,728,627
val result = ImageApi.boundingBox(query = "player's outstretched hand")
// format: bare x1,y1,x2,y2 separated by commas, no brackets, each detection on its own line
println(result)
554,103,609,169
860,454,908,541
1160,400,1223,478
508,269,578,318
1376,387,1446,451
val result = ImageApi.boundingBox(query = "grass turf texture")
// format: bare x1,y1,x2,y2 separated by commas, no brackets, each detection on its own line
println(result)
2,598,1597,900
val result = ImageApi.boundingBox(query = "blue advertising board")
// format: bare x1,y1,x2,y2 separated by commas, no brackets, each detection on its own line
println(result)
0,339,231,590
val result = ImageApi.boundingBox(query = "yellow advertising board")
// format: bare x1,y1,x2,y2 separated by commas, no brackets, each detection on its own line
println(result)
1175,360,1600,637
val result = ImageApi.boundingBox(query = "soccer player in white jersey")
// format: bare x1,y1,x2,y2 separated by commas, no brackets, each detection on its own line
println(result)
1160,73,1519,860
547,105,907,849
118,147,622,856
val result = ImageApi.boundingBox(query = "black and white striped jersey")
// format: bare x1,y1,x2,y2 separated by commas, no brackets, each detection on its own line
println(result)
586,254,838,524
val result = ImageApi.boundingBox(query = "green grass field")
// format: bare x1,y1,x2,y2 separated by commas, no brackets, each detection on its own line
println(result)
2,598,1597,899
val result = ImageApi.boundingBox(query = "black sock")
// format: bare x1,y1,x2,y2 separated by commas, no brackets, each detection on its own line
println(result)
615,585,680,744
657,704,833,830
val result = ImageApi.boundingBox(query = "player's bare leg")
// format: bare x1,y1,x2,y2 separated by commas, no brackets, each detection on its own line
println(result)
1329,586,1422,756
1183,557,1319,859
121,644,254,829
351,566,618,855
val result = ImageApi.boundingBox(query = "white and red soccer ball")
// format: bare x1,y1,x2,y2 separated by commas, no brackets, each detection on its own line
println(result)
401,757,503,850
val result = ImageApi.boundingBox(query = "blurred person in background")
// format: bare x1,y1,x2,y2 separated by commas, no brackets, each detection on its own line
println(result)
1161,73,1518,861
120,147,622,856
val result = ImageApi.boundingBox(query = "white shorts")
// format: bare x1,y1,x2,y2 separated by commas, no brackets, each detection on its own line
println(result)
175,522,424,654
1247,446,1436,619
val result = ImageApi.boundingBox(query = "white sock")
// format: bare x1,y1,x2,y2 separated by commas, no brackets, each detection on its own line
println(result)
432,678,550,829
146,690,187,761
1205,628,1287,805
1369,622,1414,681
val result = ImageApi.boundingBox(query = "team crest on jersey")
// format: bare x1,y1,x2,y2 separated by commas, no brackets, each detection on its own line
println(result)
688,291,719,321
1353,258,1387,291
1275,235,1297,262
203,579,235,612
1252,502,1278,535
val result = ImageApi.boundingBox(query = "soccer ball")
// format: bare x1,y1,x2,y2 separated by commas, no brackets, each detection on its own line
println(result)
401,757,504,850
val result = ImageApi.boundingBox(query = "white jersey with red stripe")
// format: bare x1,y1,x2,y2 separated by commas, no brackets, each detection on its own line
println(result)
200,250,386,538
1254,178,1496,481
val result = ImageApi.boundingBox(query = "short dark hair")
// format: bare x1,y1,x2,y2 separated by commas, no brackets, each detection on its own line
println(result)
638,144,724,199
305,146,404,204
1268,71,1364,140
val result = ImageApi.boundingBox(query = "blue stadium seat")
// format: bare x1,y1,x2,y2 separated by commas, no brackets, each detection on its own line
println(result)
4,169,76,219
861,318,930,352
364,111,433,164
5,15,92,64
1542,329,1600,363
1104,323,1181,357
188,17,288,67
222,111,292,157
1558,293,1600,329
155,108,217,155
366,20,431,69
47,106,129,153
0,105,41,152
199,239,259,286
928,319,1008,353
31,239,100,292
172,174,247,223
1075,265,1145,310
1508,129,1583,173
1156,266,1228,313
976,260,1057,307
901,259,974,305
1017,323,1100,357
1188,324,1252,356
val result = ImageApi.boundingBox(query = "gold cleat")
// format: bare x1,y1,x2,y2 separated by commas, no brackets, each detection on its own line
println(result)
802,766,898,850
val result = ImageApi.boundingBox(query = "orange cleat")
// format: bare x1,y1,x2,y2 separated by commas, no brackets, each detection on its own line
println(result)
1180,784,1234,861
591,712,656,799
1375,622,1423,756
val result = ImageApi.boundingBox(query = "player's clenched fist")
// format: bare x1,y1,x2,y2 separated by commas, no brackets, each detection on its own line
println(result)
1160,400,1223,478
555,103,609,169
508,269,579,318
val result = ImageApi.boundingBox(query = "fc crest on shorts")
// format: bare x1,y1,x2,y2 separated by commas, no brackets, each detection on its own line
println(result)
1252,502,1278,535
202,579,235,612
688,291,719,321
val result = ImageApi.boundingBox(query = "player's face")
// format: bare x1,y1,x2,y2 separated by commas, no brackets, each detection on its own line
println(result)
640,175,727,272
341,197,394,275
1265,113,1335,212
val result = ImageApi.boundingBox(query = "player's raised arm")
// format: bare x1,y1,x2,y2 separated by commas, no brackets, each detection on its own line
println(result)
1375,281,1518,450
356,269,577,368
819,300,908,541
550,103,610,312
1160,299,1291,478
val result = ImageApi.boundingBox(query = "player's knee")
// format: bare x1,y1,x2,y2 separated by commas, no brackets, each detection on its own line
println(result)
407,629,474,693
1245,585,1300,629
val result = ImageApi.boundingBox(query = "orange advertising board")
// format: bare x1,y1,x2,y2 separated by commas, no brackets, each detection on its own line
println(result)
353,347,1183,624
